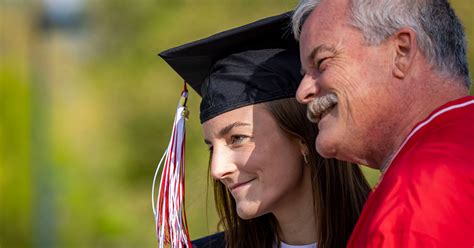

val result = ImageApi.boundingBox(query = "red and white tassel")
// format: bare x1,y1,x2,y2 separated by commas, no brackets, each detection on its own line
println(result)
152,84,191,248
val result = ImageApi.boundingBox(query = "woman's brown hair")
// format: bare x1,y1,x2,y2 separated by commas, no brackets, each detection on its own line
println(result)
212,98,371,248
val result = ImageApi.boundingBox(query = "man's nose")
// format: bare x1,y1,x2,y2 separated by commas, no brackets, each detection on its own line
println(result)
210,148,236,180
296,74,320,104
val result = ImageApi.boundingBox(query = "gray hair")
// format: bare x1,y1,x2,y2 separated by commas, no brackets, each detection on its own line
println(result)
292,0,471,88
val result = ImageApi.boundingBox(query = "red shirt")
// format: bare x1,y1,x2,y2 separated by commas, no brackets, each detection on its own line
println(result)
348,96,474,247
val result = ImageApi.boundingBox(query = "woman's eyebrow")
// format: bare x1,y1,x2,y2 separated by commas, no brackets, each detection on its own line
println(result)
203,121,251,145
218,121,251,137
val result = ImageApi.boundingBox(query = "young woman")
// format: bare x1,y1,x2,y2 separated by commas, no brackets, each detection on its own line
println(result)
160,13,371,248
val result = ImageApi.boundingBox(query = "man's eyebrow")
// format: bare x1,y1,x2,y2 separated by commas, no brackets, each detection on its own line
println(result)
203,121,251,145
309,44,337,61
301,44,336,76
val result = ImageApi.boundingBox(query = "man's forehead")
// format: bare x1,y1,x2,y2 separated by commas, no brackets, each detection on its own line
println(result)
299,0,348,50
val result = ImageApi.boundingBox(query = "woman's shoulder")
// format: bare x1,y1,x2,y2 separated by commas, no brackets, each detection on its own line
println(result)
192,232,226,248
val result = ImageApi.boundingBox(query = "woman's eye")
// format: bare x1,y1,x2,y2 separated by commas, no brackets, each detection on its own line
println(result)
230,135,248,145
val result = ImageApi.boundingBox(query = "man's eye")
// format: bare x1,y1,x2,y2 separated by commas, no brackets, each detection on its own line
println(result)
317,57,329,71
231,135,248,145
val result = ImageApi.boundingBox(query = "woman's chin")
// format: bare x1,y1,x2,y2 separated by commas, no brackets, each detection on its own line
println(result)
236,209,256,220
236,204,263,220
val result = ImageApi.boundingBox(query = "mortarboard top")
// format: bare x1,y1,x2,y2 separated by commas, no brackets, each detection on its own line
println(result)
159,12,302,123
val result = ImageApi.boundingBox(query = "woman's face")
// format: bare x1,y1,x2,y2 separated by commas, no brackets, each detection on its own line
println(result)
202,103,309,219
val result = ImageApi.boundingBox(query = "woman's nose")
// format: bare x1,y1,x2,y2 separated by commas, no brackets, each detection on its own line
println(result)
296,74,320,104
210,148,236,180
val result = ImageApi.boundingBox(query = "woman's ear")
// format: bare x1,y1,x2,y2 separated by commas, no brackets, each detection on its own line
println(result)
298,139,309,155
392,28,418,79
298,139,311,165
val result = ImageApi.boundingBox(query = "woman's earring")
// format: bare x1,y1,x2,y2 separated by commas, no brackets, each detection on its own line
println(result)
303,153,310,165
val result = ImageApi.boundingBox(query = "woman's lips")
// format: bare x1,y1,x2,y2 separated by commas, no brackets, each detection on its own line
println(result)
229,178,256,191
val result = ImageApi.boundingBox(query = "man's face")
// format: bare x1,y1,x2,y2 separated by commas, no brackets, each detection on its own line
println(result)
297,0,396,166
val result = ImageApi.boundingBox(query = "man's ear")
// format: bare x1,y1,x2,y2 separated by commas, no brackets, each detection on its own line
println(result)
392,28,418,79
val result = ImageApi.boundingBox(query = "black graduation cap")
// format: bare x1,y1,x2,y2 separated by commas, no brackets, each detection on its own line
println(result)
159,12,302,123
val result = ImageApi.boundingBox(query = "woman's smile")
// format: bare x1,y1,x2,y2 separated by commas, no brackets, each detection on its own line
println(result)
229,178,257,192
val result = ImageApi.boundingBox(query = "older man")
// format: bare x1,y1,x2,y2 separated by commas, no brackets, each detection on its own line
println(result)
292,0,474,247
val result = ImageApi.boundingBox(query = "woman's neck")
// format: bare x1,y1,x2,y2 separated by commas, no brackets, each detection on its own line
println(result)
273,166,318,245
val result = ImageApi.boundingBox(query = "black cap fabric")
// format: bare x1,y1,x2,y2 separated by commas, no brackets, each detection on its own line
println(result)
159,12,302,123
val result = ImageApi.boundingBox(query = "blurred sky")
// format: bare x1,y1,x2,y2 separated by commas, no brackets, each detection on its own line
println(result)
1,1,473,247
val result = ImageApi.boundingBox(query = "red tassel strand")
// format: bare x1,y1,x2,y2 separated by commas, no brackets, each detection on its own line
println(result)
152,85,191,248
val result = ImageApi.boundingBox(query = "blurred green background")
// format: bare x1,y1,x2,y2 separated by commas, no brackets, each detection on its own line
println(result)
1,0,473,247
